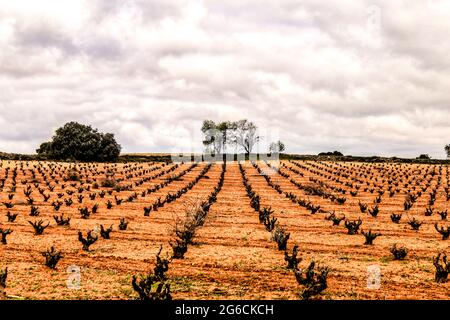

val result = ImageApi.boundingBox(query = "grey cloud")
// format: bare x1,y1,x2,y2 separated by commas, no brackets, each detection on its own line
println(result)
14,22,79,55
0,0,449,158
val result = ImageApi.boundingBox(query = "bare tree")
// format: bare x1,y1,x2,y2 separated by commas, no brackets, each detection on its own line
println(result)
230,120,260,155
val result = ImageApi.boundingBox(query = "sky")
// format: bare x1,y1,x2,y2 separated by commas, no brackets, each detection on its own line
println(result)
0,0,449,158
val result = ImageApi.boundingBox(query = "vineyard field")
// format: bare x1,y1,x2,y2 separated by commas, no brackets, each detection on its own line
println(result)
1,160,450,300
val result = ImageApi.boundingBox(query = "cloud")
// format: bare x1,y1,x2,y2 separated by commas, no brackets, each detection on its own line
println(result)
0,0,449,158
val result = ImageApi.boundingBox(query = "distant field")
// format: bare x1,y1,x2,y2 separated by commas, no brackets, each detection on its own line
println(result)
1,160,450,299
120,153,174,156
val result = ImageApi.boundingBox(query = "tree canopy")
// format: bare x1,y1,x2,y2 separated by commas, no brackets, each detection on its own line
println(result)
318,151,343,156
201,119,261,155
201,120,234,154
269,140,286,153
417,154,431,160
37,122,121,162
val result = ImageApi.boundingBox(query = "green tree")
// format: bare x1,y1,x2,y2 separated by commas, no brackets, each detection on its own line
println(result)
37,122,121,162
417,154,431,160
269,140,286,153
201,119,261,155
319,151,343,156
201,120,233,154
445,145,450,158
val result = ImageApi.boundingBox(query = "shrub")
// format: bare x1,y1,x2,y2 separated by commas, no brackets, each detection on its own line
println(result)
390,213,402,223
368,205,379,218
335,196,346,205
358,201,367,213
101,178,117,188
390,244,408,260
42,246,63,269
144,207,152,216
435,223,450,240
154,245,171,281
78,230,98,251
119,218,129,230
294,261,330,300
114,196,123,205
264,216,277,232
30,206,40,216
170,201,206,259
403,199,413,211
285,245,301,269
28,219,50,235
132,245,172,300
345,218,362,235
250,195,260,212
79,207,90,219
131,274,171,301
433,253,450,283
170,238,188,259
0,228,13,245
52,200,62,211
259,207,274,223
3,202,14,209
66,170,80,181
6,211,18,222
361,229,381,245
408,217,422,231
271,224,290,251
326,212,345,226
54,213,71,226
100,225,113,239
307,203,321,214
64,198,73,206
0,267,6,297
438,210,448,220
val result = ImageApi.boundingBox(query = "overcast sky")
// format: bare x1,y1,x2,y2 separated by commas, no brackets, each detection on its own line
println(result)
0,1,449,158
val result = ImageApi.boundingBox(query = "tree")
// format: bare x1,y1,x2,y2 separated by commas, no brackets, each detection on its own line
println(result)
319,151,343,156
216,121,233,153
269,140,285,153
445,145,450,158
201,119,261,155
230,120,260,155
37,122,121,162
201,120,226,154
98,133,122,162
201,120,231,154
36,142,52,159
417,154,431,160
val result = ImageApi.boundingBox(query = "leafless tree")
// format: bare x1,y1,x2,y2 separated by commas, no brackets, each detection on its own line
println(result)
230,120,260,155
